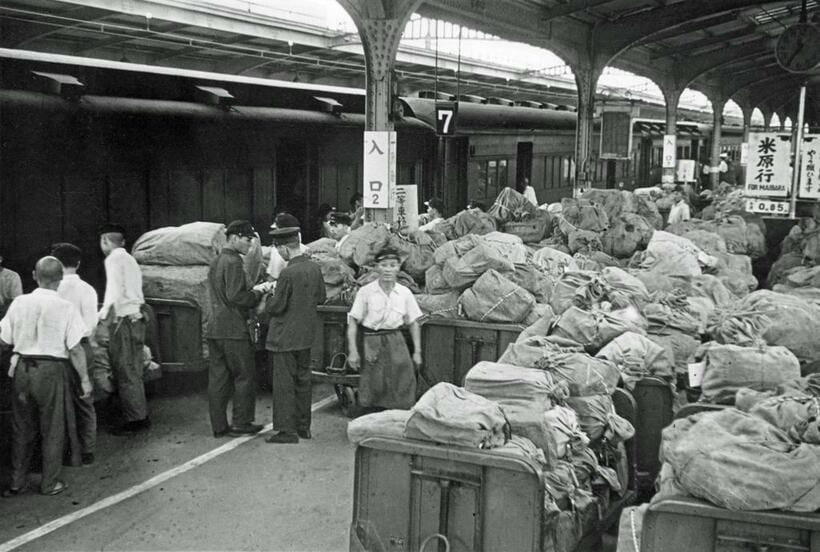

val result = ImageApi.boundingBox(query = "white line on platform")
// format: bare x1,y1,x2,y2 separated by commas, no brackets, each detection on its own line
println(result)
0,394,338,552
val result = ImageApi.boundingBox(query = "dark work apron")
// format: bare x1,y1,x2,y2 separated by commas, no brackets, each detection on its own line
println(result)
359,327,416,409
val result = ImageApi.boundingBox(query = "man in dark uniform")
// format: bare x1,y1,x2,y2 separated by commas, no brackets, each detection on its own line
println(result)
265,226,325,444
206,220,266,438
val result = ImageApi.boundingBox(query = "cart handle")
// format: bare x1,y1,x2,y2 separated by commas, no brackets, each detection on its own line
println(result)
419,534,450,552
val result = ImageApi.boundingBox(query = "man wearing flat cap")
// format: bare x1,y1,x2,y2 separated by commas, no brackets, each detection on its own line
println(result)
328,211,352,251
266,213,309,281
98,223,149,435
206,220,266,438
264,225,325,444
347,246,423,410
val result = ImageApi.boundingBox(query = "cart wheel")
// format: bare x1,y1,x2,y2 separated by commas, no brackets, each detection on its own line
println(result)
337,385,359,418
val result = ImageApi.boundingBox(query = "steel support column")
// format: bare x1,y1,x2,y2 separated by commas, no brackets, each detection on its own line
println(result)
573,65,601,196
662,86,682,185
710,97,725,189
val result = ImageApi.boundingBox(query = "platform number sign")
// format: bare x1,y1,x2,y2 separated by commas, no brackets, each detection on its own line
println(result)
435,102,458,136
363,131,396,209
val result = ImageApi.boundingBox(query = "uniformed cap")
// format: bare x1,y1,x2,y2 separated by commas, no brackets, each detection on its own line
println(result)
425,198,445,212
270,226,300,245
269,213,300,232
98,223,126,236
225,220,256,239
329,212,352,226
375,246,401,263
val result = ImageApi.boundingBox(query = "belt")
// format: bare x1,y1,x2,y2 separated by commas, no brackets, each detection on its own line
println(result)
361,326,403,336
18,355,68,364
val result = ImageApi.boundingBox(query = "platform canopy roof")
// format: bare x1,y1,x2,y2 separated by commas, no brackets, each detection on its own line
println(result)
0,0,818,123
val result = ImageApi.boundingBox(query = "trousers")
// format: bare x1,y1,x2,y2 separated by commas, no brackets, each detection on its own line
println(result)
271,350,311,435
208,339,257,432
109,316,147,422
71,340,96,454
11,358,66,492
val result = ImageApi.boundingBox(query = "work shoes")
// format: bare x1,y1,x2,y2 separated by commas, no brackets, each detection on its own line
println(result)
213,429,231,438
112,418,151,435
41,481,68,496
2,487,27,498
265,432,298,444
81,453,95,466
297,429,312,440
229,423,264,436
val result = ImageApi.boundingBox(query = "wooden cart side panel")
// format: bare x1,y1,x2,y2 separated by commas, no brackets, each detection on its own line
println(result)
632,379,674,495
642,510,715,552
145,298,205,372
422,324,458,390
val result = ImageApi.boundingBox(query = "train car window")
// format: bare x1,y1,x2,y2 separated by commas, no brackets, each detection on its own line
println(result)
563,158,571,184
488,159,498,197
498,159,508,191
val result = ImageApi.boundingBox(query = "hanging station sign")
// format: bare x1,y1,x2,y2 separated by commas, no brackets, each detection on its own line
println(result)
744,132,792,198
799,134,820,199
363,131,397,209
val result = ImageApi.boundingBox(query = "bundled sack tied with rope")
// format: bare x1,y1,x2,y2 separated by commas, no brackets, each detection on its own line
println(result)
465,361,565,465
305,237,339,260
435,209,497,240
581,188,637,221
536,350,622,396
570,447,623,496
712,252,758,297
507,263,554,304
488,187,536,225
317,257,356,302
739,394,820,445
499,335,582,368
492,435,547,468
347,409,411,445
338,222,392,267
596,332,675,390
708,289,820,365
423,264,451,295
574,267,650,311
549,306,646,354
660,408,820,511
514,308,563,344
564,394,635,443
767,251,806,288
480,231,529,265
531,246,579,278
561,197,610,233
132,222,227,266
442,242,515,290
572,251,622,272
544,406,591,460
549,270,599,315
601,213,654,259
647,330,700,377
404,382,509,449
697,342,801,404
414,292,462,320
502,209,552,243
671,228,728,257
459,269,536,323
643,291,706,336
388,230,447,282
631,230,716,277
432,234,483,266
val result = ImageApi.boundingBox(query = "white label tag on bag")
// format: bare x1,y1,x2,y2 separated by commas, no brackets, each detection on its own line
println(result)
688,361,705,388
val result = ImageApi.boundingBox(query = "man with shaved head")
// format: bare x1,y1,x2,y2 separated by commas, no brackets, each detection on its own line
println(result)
98,223,148,435
0,256,90,496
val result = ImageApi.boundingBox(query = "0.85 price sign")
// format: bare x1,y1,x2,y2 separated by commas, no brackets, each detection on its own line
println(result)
745,198,789,215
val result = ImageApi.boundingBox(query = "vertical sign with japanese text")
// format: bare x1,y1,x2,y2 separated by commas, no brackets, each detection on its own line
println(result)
662,135,677,169
676,159,696,182
391,185,419,231
744,132,792,198
800,134,820,199
363,131,397,209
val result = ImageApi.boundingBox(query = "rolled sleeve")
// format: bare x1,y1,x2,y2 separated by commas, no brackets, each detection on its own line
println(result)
65,306,87,351
348,288,367,323
0,302,15,345
404,292,423,325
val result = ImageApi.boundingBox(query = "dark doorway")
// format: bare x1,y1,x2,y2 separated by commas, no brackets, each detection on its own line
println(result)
275,140,310,231
516,141,533,187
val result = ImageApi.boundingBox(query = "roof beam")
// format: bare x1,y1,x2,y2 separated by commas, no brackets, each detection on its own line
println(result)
596,0,773,64
73,22,190,55
635,12,739,47
0,5,114,48
650,25,756,59
671,38,772,89
542,0,620,22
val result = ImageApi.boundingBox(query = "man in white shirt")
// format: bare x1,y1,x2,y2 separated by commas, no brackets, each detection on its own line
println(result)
419,198,445,233
667,187,692,227
347,247,423,409
98,224,149,435
51,243,98,465
266,213,309,281
0,256,89,497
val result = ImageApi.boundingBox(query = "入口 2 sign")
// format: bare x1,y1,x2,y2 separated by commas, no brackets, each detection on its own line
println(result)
363,131,397,209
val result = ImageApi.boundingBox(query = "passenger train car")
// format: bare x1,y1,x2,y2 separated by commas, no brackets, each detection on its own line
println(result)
0,50,742,289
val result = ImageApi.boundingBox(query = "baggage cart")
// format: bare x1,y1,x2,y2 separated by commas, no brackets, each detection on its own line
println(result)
144,297,207,372
310,306,525,416
641,496,820,552
350,436,638,552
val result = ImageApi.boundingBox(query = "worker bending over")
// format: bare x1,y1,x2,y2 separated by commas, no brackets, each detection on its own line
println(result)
347,247,423,410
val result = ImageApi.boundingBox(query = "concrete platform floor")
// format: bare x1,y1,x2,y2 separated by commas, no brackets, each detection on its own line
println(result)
0,375,620,552
0,376,355,551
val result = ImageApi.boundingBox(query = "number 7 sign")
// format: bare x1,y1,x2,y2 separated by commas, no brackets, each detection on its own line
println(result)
435,102,458,135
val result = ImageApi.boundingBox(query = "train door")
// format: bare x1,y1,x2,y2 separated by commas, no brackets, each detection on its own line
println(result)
638,137,652,187
437,136,468,216
275,139,310,229
516,141,533,186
